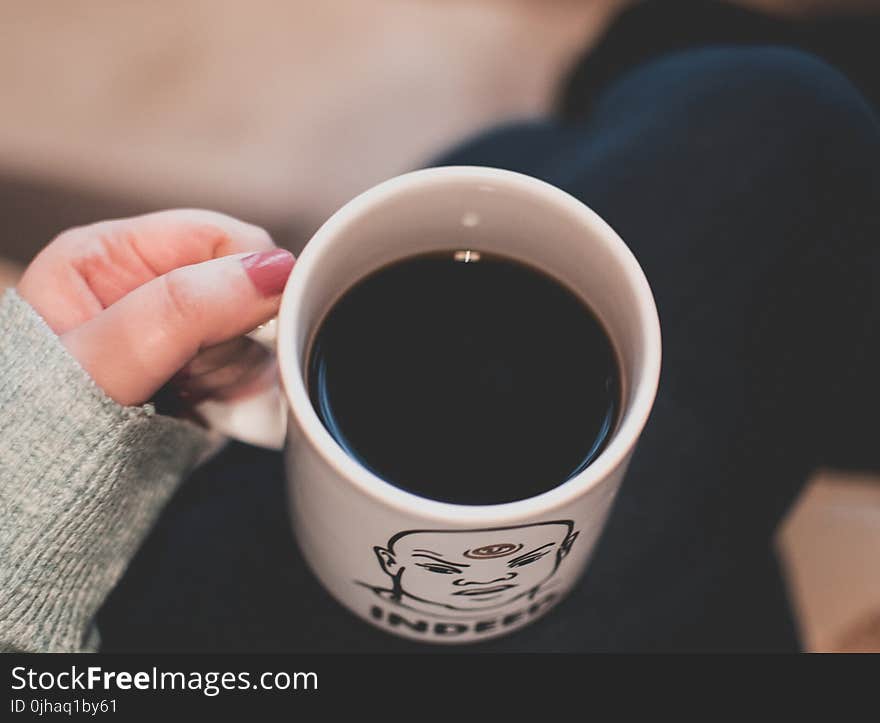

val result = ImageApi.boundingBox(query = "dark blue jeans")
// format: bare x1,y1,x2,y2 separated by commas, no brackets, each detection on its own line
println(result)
99,47,880,652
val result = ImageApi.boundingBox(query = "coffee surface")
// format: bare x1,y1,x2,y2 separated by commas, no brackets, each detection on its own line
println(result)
307,251,620,504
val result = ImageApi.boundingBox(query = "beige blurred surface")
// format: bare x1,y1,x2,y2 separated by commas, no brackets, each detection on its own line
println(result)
778,472,880,652
0,0,622,232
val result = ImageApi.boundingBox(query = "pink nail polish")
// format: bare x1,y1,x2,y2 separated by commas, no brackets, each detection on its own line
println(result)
241,249,295,297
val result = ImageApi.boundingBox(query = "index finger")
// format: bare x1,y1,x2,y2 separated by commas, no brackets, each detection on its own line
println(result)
18,209,275,334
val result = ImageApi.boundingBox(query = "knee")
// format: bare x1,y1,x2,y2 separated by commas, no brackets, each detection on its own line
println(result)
695,47,875,139
600,46,879,169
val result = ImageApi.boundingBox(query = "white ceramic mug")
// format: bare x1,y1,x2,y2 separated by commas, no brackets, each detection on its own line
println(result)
199,166,661,644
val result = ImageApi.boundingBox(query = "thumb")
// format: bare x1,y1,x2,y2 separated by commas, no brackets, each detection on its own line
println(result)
62,249,295,406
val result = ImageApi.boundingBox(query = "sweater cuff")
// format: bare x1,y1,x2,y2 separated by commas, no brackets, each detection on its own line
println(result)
0,290,217,652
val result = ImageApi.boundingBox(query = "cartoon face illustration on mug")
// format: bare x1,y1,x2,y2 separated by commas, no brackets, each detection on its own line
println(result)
356,521,579,614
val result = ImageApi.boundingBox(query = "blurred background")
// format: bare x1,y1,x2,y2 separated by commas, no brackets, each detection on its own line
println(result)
0,0,878,651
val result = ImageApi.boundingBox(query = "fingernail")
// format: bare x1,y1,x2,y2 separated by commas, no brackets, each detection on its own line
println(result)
241,249,295,297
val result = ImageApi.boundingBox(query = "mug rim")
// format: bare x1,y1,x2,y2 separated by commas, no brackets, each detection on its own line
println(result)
276,166,661,525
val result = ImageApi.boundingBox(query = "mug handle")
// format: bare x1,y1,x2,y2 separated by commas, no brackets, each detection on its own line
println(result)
194,318,288,450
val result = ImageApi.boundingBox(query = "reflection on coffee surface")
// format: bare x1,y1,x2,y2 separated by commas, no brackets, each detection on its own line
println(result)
307,251,620,504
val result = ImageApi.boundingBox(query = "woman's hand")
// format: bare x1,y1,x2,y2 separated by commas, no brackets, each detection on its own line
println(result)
16,209,294,407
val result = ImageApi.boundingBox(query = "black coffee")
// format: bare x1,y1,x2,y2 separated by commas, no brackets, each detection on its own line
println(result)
307,251,620,505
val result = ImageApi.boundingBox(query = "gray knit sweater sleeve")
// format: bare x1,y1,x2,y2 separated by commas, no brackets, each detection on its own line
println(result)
0,290,217,653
